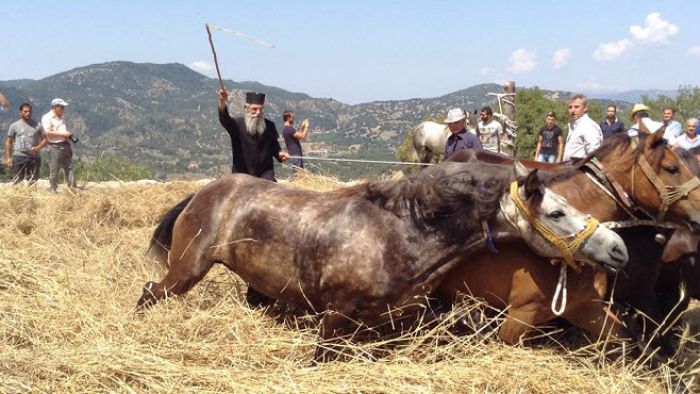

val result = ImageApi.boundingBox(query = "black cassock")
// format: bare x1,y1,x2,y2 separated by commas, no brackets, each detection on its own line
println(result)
218,107,282,181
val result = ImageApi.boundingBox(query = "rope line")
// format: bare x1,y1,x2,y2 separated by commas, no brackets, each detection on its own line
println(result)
285,155,434,166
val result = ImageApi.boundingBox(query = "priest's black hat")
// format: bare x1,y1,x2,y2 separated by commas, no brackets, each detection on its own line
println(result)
246,92,266,105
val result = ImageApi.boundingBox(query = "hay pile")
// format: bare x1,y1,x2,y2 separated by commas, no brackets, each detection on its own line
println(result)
0,176,693,393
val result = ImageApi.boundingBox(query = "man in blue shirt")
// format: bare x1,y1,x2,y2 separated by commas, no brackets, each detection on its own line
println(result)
600,105,626,139
444,108,482,160
662,107,683,145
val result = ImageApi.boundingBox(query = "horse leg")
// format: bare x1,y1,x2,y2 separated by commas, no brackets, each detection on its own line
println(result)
498,305,540,344
246,287,276,309
563,300,630,342
137,235,215,308
314,311,356,363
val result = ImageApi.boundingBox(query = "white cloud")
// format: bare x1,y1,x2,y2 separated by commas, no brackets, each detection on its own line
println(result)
629,12,679,43
552,48,571,69
688,46,700,57
507,48,537,73
593,39,634,61
189,61,214,73
480,67,495,76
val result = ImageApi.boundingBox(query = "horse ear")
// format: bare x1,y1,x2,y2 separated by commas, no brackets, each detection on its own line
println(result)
523,169,543,199
643,121,666,148
513,160,528,178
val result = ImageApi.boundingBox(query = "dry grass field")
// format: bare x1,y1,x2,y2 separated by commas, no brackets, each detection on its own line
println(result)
0,174,698,393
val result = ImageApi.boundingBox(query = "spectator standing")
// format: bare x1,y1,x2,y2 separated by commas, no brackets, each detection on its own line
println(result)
628,103,652,137
600,105,626,139
217,88,288,182
444,108,482,160
662,107,683,145
563,94,603,161
41,98,76,192
533,111,563,163
4,103,47,184
672,118,700,151
477,106,505,154
281,110,308,172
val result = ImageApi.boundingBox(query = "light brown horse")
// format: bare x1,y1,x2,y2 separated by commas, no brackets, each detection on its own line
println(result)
439,126,700,345
137,162,627,361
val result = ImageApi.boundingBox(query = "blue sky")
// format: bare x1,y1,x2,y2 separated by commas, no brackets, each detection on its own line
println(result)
2,1,699,104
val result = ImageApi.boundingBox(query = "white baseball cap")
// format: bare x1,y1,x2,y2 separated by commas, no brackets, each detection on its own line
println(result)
444,108,466,123
51,98,69,107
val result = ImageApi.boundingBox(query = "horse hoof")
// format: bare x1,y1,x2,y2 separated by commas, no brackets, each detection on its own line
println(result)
136,281,158,309
246,287,276,309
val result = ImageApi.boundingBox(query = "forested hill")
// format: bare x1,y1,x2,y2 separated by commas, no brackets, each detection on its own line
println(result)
0,61,622,179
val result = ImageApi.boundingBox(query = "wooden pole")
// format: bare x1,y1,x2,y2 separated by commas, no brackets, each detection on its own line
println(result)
205,23,225,91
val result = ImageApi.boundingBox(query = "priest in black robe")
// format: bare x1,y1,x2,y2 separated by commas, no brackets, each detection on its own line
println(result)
218,89,288,181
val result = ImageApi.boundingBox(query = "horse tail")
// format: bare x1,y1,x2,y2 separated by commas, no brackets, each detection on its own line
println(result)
148,193,195,267
408,124,424,163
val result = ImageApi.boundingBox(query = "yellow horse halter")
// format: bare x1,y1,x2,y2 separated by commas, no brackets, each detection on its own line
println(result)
509,181,599,268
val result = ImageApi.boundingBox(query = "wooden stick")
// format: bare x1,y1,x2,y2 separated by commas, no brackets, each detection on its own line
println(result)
205,23,225,91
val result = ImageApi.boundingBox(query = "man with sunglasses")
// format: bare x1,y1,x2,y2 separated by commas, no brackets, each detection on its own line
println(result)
4,103,47,184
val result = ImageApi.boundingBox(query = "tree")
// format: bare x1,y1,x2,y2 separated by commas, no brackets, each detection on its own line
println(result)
642,85,700,121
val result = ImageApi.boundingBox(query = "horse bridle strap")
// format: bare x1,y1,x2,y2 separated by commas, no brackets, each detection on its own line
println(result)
636,155,700,221
583,160,639,218
509,181,599,268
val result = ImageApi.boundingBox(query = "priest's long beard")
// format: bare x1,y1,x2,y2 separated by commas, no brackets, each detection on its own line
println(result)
244,114,265,136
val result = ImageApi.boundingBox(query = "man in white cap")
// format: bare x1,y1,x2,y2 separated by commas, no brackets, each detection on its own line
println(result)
218,88,288,182
41,98,76,192
563,94,602,161
443,107,482,160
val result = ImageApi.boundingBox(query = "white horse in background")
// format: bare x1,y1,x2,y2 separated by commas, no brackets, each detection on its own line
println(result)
410,113,477,163
0,91,9,111
410,121,451,163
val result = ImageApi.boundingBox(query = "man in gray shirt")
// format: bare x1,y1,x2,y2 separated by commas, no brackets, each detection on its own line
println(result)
4,103,47,184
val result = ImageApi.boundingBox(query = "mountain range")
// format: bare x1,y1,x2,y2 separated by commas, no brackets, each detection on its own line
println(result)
0,61,661,179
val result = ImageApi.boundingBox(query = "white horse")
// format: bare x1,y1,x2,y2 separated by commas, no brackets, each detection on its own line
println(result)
410,121,450,163
0,91,9,111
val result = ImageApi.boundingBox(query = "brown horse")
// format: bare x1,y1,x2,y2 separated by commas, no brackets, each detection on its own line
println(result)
137,162,627,361
439,126,700,346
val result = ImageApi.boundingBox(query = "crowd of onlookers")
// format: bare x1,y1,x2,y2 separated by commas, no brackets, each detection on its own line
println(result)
5,91,700,189
3,98,77,191
442,93,700,165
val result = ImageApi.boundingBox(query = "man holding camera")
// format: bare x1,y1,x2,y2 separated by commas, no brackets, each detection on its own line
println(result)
41,98,77,192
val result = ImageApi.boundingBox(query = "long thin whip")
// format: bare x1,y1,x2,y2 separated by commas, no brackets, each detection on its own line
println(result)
204,23,276,91
205,24,225,90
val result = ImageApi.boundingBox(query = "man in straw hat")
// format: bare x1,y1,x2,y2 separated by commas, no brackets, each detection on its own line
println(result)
443,107,482,160
218,88,288,182
563,93,602,161
627,103,652,137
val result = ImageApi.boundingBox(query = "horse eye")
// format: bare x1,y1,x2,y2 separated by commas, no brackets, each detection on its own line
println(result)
664,166,679,175
547,210,565,219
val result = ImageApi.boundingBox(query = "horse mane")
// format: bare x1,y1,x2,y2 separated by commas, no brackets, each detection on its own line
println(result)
362,163,509,241
589,132,665,168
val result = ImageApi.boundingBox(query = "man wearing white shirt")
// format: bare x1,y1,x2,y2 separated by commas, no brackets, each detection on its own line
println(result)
563,94,603,161
662,107,683,145
672,118,700,151
41,98,76,192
